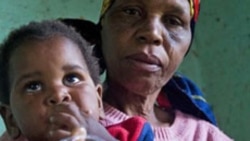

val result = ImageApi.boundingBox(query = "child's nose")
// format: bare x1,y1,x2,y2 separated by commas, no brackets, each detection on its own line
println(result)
46,86,72,105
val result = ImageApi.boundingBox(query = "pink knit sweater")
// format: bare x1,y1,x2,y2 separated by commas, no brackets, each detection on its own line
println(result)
100,103,233,141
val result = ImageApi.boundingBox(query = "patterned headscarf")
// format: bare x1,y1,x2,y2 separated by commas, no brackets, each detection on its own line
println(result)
100,0,200,40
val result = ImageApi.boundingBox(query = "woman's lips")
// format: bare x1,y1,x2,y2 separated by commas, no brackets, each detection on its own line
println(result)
127,53,162,72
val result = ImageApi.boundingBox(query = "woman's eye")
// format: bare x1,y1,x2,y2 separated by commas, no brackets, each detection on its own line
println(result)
64,74,81,86
25,81,42,93
164,17,182,26
123,7,141,16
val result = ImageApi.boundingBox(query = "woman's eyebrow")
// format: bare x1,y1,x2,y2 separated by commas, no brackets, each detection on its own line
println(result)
167,5,188,15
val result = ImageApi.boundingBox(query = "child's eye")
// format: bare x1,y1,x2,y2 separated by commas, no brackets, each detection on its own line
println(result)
123,7,141,16
25,81,42,93
63,74,81,86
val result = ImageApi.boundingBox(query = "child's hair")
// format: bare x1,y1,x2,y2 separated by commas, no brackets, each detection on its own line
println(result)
0,20,100,105
59,19,105,74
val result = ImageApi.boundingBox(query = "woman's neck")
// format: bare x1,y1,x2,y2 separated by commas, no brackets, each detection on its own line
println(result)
103,80,174,126
104,87,156,115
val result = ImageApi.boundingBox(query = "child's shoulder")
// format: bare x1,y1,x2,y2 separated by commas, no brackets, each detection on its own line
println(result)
0,132,27,141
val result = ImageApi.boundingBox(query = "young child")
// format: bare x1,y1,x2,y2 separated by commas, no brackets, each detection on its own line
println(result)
0,20,153,141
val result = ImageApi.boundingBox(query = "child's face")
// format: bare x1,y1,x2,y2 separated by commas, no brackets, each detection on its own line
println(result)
7,36,103,140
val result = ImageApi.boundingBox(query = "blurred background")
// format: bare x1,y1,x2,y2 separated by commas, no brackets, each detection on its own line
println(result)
0,0,249,140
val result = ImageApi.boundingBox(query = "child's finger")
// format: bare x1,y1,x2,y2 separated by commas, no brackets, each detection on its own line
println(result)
49,125,87,141
49,112,85,132
48,128,71,141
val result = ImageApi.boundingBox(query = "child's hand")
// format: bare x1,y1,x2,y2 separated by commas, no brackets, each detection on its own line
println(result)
60,127,87,141
47,102,86,140
47,102,116,141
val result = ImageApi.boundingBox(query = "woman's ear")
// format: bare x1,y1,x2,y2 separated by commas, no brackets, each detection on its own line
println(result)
95,84,105,119
0,103,21,139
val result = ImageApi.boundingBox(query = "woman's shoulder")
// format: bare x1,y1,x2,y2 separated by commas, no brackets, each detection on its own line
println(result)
172,110,234,141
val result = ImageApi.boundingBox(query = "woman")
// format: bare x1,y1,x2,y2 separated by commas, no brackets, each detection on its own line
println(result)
96,0,232,140
98,0,217,126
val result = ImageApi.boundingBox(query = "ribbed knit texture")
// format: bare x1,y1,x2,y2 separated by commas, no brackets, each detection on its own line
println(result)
100,103,233,141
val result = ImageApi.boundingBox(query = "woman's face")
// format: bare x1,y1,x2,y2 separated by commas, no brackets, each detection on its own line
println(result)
101,0,192,95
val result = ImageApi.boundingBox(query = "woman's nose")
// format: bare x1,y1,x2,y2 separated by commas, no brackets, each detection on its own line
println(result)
46,86,72,105
136,17,163,46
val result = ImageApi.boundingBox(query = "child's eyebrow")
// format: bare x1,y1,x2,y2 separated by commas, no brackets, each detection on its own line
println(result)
62,64,88,72
15,72,42,85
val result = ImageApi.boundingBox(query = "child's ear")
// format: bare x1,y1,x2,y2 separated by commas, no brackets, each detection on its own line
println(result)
95,84,105,119
0,103,21,139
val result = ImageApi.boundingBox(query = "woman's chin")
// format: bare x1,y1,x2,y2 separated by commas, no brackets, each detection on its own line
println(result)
123,78,164,96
